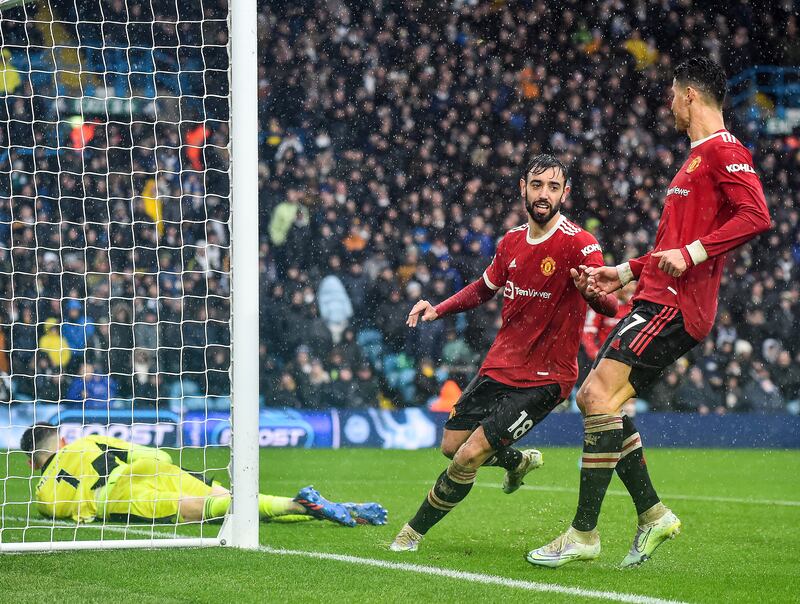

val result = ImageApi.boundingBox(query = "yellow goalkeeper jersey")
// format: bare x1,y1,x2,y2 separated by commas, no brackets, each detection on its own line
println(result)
35,436,173,522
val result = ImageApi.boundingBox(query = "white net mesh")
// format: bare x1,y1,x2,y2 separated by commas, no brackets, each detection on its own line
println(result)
0,0,232,546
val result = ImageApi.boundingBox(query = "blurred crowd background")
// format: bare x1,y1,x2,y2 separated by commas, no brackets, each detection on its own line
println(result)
0,0,798,414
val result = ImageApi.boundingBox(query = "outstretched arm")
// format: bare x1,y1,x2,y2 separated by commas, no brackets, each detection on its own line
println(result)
407,277,496,327
571,265,618,317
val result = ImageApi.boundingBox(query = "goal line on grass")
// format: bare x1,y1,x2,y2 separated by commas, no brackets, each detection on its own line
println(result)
4,516,690,603
260,546,691,604
0,516,215,552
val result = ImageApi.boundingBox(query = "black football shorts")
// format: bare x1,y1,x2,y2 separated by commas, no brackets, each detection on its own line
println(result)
444,375,561,450
593,300,699,394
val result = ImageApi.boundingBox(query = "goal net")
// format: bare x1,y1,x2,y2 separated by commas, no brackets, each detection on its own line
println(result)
0,0,255,551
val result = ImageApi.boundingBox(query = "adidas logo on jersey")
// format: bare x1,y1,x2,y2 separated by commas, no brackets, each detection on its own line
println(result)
725,163,755,174
509,258,517,268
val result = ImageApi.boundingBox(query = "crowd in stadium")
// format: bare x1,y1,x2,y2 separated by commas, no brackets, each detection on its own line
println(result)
258,0,800,414
0,1,231,409
0,0,798,414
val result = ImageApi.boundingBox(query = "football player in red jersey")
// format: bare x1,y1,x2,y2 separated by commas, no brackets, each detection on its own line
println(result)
581,283,636,361
527,58,771,569
390,154,619,552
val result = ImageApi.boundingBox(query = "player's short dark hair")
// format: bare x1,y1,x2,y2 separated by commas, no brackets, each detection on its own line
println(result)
673,57,727,107
523,154,569,186
20,424,58,458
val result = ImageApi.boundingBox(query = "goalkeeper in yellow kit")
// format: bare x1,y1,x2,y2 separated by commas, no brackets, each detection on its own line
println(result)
20,424,387,527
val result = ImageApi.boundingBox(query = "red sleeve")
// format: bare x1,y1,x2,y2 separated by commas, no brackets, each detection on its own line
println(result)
691,145,771,262
581,311,601,360
588,293,618,317
434,277,496,318
628,251,652,279
573,232,617,316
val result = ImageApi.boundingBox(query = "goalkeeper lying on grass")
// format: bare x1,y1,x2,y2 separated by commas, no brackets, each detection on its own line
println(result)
20,424,387,527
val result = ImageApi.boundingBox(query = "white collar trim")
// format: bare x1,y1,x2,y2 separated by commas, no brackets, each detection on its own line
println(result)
526,215,564,245
690,130,727,149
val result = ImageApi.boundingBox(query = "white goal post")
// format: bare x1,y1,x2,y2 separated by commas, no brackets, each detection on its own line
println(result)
0,0,259,552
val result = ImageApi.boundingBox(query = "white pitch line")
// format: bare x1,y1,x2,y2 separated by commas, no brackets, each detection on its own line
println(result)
0,518,694,603
475,483,800,508
260,546,690,604
2,516,202,539
268,479,800,508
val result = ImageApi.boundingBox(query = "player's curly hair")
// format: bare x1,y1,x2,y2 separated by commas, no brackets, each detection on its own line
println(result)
673,57,727,107
523,153,569,185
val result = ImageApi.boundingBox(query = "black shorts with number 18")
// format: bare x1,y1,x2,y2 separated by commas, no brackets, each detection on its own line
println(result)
444,375,561,451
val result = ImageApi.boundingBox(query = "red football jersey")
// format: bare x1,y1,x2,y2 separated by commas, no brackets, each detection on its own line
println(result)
480,215,605,397
626,130,770,341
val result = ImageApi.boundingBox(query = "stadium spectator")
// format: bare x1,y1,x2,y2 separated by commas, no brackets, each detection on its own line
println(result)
38,319,70,369
743,365,785,414
675,367,723,415
317,273,354,342
413,358,440,406
61,301,95,354
645,368,682,412
773,350,800,406
65,363,118,409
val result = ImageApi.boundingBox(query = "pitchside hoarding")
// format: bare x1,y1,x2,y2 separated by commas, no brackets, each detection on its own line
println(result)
1,405,798,449
0,403,181,449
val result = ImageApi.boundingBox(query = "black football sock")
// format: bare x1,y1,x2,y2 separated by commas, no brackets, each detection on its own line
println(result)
481,447,523,471
615,415,661,515
572,414,623,532
408,460,477,535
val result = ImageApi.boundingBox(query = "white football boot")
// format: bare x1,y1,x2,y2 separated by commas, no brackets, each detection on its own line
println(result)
620,509,681,568
525,526,601,568
503,449,544,494
389,523,423,552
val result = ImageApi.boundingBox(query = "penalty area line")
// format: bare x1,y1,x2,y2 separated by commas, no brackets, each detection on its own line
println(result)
260,545,691,604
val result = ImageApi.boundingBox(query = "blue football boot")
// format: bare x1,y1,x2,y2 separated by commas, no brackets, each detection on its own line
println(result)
293,486,356,527
343,502,388,525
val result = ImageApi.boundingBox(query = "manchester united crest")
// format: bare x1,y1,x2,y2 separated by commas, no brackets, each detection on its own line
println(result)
686,156,702,173
540,256,556,276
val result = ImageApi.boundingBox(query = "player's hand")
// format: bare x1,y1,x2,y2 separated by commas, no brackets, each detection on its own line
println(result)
584,265,623,298
570,265,596,300
652,248,688,277
406,300,438,327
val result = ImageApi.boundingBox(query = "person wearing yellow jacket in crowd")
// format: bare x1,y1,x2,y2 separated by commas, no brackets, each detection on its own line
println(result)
38,318,71,368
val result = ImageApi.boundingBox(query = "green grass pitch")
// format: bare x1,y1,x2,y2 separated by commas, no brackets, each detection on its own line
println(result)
1,446,798,603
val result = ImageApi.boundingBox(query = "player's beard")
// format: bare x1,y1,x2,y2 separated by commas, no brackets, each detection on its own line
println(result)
525,194,563,225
